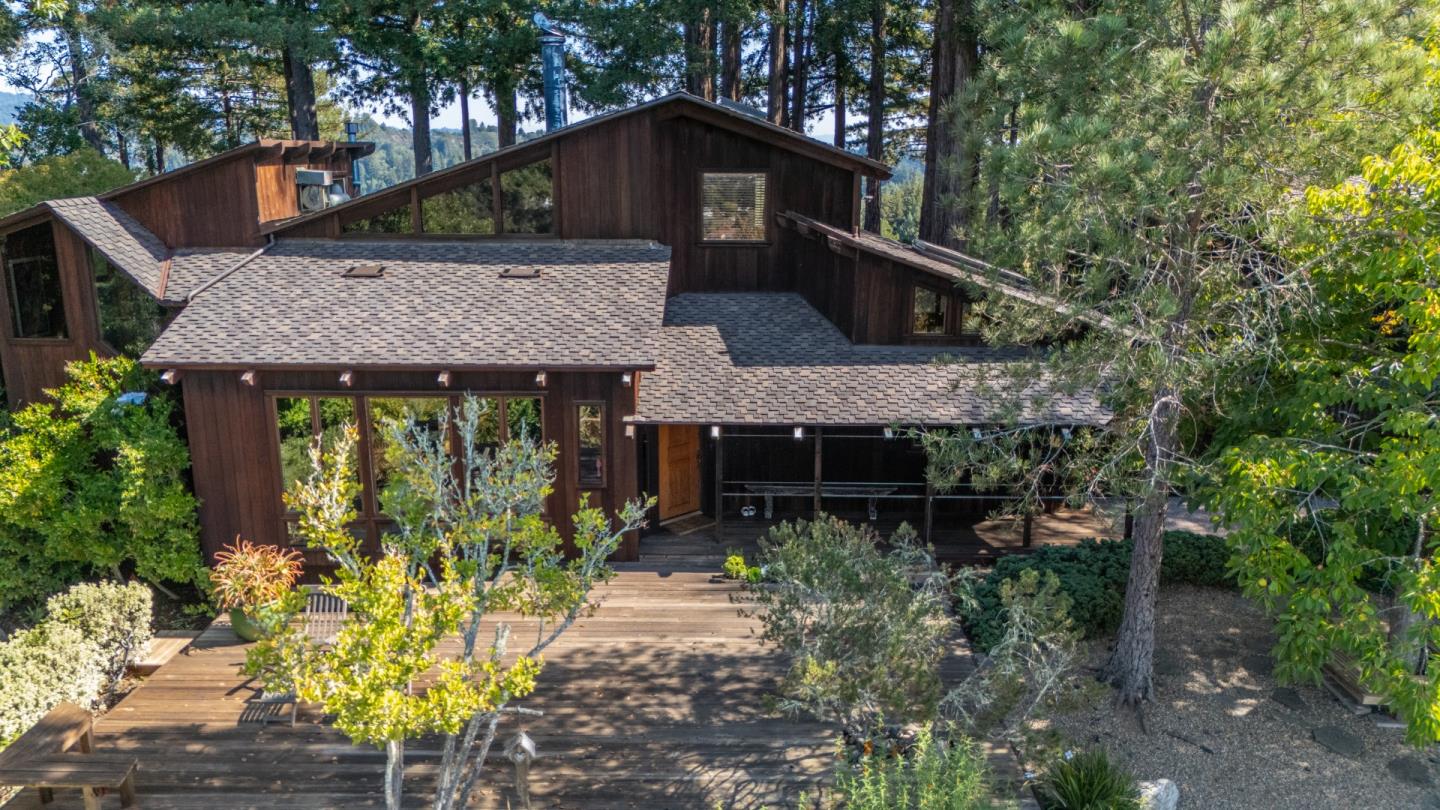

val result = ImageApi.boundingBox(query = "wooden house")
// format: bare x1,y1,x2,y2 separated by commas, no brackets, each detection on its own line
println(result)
0,94,1104,566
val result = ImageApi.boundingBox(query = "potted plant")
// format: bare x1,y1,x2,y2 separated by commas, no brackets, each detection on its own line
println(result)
210,538,304,642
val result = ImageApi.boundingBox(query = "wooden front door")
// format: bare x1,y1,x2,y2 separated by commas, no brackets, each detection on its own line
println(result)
658,425,702,520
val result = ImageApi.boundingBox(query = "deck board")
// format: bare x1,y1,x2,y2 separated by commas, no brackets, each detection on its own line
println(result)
6,567,839,809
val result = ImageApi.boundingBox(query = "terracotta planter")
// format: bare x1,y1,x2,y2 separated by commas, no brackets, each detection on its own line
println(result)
229,607,264,642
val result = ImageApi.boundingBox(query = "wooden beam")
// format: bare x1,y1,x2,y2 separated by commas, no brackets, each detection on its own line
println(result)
812,427,822,516
491,162,503,233
923,479,934,544
409,187,422,234
713,430,725,543
280,144,313,163
305,143,337,162
1022,512,1034,547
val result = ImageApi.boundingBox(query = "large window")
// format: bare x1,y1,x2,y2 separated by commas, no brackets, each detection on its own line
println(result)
273,394,544,544
342,205,412,234
700,172,768,242
421,181,495,235
3,223,65,339
577,403,605,487
93,250,166,356
501,160,553,234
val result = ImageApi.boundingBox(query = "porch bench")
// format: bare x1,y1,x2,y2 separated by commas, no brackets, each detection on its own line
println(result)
0,702,139,810
742,483,897,521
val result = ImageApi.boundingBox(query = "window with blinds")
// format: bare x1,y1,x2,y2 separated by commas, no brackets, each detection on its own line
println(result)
700,172,768,242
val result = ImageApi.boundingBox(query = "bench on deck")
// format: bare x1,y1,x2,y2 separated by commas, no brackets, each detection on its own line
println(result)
0,702,139,809
743,483,898,521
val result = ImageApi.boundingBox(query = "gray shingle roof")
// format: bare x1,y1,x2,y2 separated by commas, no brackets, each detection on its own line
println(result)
165,248,256,300
142,239,672,370
47,197,174,301
633,293,1108,426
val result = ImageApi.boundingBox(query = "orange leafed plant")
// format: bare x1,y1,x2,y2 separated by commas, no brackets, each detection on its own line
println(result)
210,538,304,610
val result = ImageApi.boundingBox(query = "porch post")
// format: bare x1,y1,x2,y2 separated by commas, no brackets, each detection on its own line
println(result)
813,427,823,516
714,428,725,543
923,479,934,544
1022,511,1034,547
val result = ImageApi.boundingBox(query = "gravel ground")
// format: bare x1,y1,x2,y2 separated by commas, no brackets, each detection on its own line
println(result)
1043,585,1437,810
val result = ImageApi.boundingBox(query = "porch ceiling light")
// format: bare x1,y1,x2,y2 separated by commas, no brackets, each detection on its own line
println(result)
1061,427,1073,440
437,370,452,388
710,425,721,439
339,370,354,387
624,424,635,438
160,369,179,385
971,427,983,440
793,426,805,440
535,370,547,387
621,371,633,386
240,370,257,386
883,426,894,440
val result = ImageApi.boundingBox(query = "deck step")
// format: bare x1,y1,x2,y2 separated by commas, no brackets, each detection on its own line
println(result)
129,632,200,677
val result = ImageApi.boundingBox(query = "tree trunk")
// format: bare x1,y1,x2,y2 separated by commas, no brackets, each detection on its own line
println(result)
862,0,886,233
116,130,130,170
152,139,164,175
460,78,473,161
61,16,103,152
919,0,979,248
384,739,404,810
282,45,320,140
788,0,809,132
720,19,743,101
411,77,433,177
495,84,517,148
1101,393,1181,705
767,0,788,126
684,6,716,100
833,49,847,148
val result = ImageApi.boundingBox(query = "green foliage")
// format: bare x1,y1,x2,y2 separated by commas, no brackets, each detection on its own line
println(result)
881,166,923,244
209,539,304,612
722,551,748,580
0,355,203,611
0,148,134,217
1205,119,1440,745
834,728,992,810
0,580,154,749
45,580,153,687
962,533,1230,652
1033,749,1139,810
257,396,649,809
752,516,952,740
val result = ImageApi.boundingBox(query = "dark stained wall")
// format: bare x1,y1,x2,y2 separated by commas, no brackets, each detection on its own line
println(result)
180,367,643,568
0,218,112,407
110,154,265,248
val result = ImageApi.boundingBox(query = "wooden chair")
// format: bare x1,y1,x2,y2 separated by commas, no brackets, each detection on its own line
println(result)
250,589,348,726
0,702,139,810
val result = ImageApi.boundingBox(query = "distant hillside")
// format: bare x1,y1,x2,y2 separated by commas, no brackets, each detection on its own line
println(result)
0,91,29,126
354,120,542,195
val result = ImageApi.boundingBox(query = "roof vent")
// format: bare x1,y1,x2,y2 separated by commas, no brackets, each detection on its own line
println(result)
343,264,385,278
499,267,541,279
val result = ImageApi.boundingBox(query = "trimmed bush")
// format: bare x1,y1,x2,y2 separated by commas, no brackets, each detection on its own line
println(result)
963,531,1231,651
1034,748,1140,810
0,580,154,748
46,581,153,685
0,623,104,746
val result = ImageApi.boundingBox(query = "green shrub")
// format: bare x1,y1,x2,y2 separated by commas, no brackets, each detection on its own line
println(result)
46,581,153,685
722,552,749,580
0,580,155,748
962,531,1231,651
835,728,990,810
1033,749,1140,810
745,565,763,584
0,623,104,746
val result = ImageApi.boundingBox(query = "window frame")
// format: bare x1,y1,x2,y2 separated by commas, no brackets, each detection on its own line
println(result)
2,221,69,342
696,169,771,246
906,282,953,339
575,400,607,489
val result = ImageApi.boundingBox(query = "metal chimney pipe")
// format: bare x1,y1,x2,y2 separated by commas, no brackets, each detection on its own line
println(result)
534,13,568,131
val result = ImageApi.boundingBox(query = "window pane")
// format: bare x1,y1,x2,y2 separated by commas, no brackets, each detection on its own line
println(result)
506,397,542,443
701,172,767,241
501,160,553,234
276,397,314,509
577,403,604,487
342,205,412,234
93,250,165,356
421,181,495,234
912,287,946,335
460,396,502,458
3,222,65,338
957,299,983,336
369,397,448,507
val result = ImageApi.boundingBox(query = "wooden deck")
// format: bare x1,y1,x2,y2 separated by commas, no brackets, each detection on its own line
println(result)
7,567,842,809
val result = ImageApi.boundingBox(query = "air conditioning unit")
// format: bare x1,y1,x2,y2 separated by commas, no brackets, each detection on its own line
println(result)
297,169,351,212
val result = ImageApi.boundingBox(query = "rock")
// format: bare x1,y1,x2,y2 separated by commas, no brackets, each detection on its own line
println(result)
1138,779,1179,810
1271,687,1306,712
1387,755,1433,786
1311,725,1365,757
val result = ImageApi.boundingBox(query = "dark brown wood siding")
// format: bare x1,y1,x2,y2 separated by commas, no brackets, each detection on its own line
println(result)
109,155,266,248
0,218,113,407
181,367,643,567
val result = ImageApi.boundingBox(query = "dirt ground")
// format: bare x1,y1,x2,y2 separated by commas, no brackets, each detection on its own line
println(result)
1041,585,1438,809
